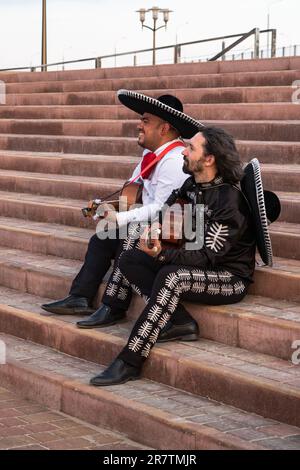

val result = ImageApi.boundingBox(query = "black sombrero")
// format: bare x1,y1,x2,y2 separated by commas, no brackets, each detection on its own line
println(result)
241,158,281,266
117,89,203,139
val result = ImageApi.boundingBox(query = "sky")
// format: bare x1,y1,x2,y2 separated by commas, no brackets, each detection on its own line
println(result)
0,0,299,70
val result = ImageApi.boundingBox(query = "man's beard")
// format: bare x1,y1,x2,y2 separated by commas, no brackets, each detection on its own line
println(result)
183,161,193,175
137,133,146,149
183,158,204,175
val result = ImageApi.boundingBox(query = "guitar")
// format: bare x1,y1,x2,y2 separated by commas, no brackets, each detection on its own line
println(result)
82,181,143,219
145,198,187,250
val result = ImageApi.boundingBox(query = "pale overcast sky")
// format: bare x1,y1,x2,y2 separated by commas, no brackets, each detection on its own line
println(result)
0,0,299,70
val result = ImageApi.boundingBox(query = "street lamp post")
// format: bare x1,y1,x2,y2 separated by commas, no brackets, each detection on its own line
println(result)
136,6,172,65
41,0,47,71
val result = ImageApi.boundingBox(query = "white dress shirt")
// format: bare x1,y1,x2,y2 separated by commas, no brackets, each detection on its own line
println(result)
116,139,189,227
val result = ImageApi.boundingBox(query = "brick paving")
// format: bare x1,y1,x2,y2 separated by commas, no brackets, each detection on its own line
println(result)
0,386,149,450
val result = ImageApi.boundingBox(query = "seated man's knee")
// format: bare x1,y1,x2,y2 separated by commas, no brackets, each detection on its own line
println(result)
88,233,116,252
89,233,102,248
155,265,180,286
119,249,155,275
118,249,137,275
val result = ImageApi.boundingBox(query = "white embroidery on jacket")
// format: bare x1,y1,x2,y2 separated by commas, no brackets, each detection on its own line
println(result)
205,222,229,252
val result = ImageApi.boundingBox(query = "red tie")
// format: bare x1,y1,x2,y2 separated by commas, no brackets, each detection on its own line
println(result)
141,151,157,179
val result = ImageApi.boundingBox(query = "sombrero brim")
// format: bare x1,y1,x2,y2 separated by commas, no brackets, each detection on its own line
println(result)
241,158,281,266
117,89,203,139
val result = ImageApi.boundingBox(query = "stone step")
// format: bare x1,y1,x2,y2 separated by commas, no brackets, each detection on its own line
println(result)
0,150,137,179
0,134,139,155
0,190,100,228
0,180,300,259
239,141,300,165
3,332,299,450
4,69,300,94
1,56,299,83
248,257,300,301
0,166,297,258
3,86,295,106
0,268,299,366
261,164,300,192
0,205,297,266
0,231,299,354
0,185,297,228
276,192,300,224
0,238,298,306
1,103,299,121
270,222,300,260
0,149,297,219
0,169,123,200
0,306,300,429
0,151,297,193
0,119,299,142
0,216,92,261
0,135,299,162
197,121,300,143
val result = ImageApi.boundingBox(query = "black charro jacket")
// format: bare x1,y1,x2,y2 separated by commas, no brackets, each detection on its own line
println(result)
158,175,256,282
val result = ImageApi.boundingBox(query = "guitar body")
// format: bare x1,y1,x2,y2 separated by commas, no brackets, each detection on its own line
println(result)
119,181,143,211
161,198,186,248
145,198,187,250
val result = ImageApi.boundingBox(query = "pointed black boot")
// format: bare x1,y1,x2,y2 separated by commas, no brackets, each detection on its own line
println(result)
41,295,94,315
90,359,141,386
76,304,126,328
157,320,199,342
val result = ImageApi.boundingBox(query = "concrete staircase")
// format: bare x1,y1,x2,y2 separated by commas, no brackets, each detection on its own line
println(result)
0,57,299,450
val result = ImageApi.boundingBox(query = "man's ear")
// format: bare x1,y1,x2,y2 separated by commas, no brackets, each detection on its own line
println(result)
161,122,171,136
205,154,216,167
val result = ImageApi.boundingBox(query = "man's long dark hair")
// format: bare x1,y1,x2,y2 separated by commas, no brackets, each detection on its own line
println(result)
201,126,244,184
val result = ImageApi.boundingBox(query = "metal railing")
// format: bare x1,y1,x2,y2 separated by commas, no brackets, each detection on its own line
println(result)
0,27,277,73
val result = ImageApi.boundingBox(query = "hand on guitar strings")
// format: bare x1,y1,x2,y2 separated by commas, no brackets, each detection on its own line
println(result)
139,223,162,258
96,202,118,224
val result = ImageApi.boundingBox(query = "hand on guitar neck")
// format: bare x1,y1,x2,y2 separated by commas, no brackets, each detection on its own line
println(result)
81,181,143,221
81,199,118,222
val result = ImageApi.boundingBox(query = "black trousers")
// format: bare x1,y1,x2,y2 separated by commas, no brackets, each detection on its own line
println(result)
117,249,249,368
70,224,141,310
70,233,120,301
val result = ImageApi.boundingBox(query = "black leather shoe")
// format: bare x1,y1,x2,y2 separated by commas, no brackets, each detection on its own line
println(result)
90,359,141,386
157,320,199,343
41,295,94,315
76,304,126,329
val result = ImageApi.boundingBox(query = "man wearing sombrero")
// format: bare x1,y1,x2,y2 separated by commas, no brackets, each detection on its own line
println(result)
41,90,201,329
89,126,281,386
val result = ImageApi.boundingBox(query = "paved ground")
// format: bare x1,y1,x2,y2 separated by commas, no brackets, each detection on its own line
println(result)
0,386,150,450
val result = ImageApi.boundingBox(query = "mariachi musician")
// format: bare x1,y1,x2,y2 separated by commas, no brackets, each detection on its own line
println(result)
89,126,281,386
41,89,201,332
